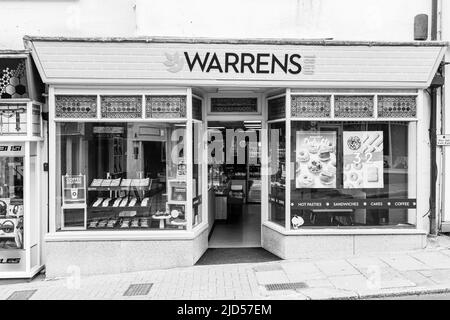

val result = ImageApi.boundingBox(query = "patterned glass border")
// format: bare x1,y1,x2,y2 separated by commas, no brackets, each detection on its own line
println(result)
55,95,97,119
101,96,142,119
0,103,27,135
334,96,374,118
378,96,416,118
291,95,331,118
210,98,258,113
192,97,202,121
268,96,286,120
146,96,187,119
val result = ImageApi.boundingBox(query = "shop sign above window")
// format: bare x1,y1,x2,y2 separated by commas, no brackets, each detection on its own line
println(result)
210,98,258,113
146,96,187,119
0,59,27,99
378,96,416,118
334,96,374,118
0,104,27,135
268,96,286,120
291,95,331,118
55,95,97,118
101,96,142,118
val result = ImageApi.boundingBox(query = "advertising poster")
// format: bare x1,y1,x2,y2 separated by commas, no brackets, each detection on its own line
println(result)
343,131,384,189
295,132,337,189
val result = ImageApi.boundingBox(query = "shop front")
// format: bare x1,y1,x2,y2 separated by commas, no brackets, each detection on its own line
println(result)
25,37,447,277
0,51,46,278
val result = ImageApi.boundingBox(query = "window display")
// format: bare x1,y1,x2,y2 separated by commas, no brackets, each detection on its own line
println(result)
56,122,187,231
0,143,24,249
290,121,416,228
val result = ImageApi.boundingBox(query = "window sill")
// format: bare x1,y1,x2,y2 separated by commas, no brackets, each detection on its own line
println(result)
46,223,208,242
263,221,426,236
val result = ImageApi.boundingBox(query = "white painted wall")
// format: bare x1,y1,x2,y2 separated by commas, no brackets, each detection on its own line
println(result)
136,0,431,41
0,0,435,50
0,0,136,49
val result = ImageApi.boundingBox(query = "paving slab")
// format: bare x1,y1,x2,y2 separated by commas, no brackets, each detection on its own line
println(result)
381,255,431,271
254,270,289,285
280,262,325,282
410,251,450,269
315,259,361,277
328,274,370,292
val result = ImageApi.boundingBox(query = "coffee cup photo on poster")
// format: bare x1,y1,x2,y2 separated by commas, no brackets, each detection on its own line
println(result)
343,131,384,189
295,131,337,189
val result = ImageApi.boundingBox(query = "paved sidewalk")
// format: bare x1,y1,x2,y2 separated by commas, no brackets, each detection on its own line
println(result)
2,237,450,300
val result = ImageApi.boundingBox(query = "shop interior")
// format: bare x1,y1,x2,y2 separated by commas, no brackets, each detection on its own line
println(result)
207,121,262,248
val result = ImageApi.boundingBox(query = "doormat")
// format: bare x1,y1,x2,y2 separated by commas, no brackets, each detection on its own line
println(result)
196,248,281,266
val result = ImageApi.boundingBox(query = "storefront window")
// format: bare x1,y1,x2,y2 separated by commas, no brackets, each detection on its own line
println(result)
56,122,188,231
192,122,203,227
268,122,286,226
290,121,416,228
0,144,24,250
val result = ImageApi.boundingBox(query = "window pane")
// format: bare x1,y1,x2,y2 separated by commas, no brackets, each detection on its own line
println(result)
56,122,188,231
290,121,416,228
268,122,286,226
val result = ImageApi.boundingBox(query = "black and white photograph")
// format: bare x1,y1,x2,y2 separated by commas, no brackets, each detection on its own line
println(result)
0,0,450,309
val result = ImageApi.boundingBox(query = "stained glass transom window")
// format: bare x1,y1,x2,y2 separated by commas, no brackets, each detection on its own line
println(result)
378,96,416,118
334,96,374,118
291,95,331,118
0,104,27,135
55,95,97,118
0,59,28,99
101,96,142,118
145,96,187,118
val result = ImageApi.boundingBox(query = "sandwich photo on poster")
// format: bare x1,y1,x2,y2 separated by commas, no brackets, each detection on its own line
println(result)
343,131,384,189
295,132,337,189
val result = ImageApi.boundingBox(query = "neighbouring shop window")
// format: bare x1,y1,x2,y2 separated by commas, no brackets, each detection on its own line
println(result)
290,121,416,228
55,122,188,231
0,143,24,250
268,122,286,226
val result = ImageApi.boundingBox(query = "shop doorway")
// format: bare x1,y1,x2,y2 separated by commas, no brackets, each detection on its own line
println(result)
207,120,262,248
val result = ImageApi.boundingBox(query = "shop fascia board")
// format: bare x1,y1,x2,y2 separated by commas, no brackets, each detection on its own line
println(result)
263,221,428,236
24,36,448,89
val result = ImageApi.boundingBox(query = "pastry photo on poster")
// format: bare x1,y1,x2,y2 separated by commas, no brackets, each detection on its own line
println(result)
295,132,337,189
343,131,384,189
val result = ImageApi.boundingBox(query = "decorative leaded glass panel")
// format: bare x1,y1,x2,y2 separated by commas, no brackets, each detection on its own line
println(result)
0,104,27,135
101,96,142,118
146,96,187,118
211,98,258,113
334,96,374,118
291,96,331,118
192,97,202,121
0,59,28,99
268,96,286,120
32,104,41,136
378,96,416,118
55,95,97,118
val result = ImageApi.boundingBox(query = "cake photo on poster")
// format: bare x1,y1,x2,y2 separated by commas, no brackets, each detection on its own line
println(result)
343,131,384,189
295,131,337,189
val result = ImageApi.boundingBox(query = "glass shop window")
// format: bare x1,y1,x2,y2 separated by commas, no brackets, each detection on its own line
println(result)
0,148,24,249
268,122,286,226
290,121,416,229
55,122,188,231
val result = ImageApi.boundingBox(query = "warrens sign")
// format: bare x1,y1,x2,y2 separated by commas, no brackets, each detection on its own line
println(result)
164,51,304,74
28,40,447,87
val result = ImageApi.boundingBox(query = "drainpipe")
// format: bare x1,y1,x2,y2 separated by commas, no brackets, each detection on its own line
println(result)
429,0,439,235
